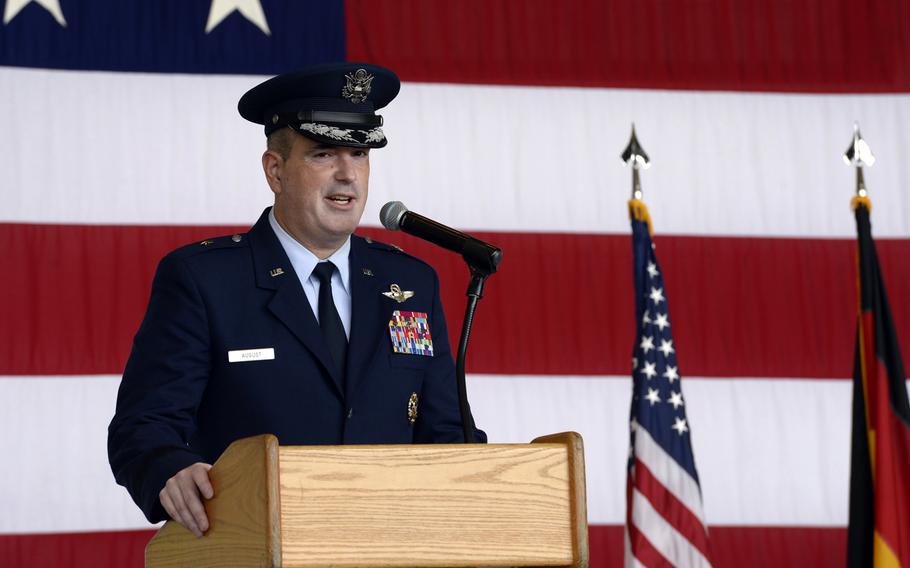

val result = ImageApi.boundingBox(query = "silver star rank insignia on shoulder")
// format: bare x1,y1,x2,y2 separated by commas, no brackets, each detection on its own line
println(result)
382,283,414,303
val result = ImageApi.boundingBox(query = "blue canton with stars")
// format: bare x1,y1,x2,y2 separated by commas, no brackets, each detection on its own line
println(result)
0,0,345,73
628,214,700,482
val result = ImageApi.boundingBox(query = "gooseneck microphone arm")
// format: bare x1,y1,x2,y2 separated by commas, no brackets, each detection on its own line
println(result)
380,201,502,276
380,201,502,443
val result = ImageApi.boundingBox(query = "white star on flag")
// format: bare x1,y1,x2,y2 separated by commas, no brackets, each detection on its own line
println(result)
668,391,684,409
206,0,271,35
647,261,659,277
649,286,665,304
663,365,679,383
658,338,675,357
640,335,655,353
640,361,657,379
645,388,661,406
641,309,651,325
654,312,670,330
3,0,65,26
671,417,689,435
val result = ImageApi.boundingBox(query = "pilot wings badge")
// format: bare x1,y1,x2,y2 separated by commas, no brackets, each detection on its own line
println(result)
342,69,373,104
382,283,414,303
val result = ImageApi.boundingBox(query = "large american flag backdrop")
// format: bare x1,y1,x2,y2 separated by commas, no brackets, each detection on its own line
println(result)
1,1,909,566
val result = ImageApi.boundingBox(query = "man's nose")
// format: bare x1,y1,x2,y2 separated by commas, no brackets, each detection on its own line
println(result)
334,154,357,183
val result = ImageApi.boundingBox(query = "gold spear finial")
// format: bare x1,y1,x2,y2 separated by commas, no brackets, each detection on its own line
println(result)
621,123,650,200
843,122,875,197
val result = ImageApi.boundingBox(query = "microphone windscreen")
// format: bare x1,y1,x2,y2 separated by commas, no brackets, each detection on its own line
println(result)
379,201,408,231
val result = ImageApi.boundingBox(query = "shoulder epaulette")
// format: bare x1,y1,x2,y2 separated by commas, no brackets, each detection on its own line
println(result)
359,234,437,272
364,236,406,254
171,233,248,258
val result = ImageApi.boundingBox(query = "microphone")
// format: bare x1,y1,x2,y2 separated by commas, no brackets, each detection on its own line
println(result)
380,201,502,275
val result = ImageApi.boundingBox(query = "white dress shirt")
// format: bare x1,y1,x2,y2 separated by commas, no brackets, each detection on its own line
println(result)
268,209,352,339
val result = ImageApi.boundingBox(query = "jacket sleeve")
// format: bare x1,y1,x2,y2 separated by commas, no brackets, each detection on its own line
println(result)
413,269,487,444
108,252,212,522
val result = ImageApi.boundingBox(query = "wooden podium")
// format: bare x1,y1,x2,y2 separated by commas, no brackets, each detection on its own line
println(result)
145,433,588,567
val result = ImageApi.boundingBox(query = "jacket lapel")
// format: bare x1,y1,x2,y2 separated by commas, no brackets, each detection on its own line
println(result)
346,236,392,398
247,208,344,398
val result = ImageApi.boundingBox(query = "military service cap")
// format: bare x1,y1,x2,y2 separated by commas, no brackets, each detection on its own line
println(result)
238,62,400,149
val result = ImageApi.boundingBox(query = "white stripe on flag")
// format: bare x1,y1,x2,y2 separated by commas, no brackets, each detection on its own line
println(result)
0,374,862,533
0,376,156,533
634,425,707,525
3,67,909,237
631,488,713,568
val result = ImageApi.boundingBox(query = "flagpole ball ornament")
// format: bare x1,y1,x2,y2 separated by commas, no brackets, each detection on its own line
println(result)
237,62,400,148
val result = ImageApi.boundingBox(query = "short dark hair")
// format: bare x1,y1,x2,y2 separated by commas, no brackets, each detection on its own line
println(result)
266,127,297,160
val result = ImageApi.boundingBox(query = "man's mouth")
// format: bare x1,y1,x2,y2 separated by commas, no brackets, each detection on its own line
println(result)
327,195,353,205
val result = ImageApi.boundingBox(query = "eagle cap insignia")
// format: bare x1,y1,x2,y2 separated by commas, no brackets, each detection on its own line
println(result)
382,283,415,303
342,69,374,104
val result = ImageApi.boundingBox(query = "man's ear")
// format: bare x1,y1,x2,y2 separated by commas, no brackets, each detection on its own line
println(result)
262,150,283,195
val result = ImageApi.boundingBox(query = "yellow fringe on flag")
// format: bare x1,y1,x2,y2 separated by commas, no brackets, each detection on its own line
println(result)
852,194,873,212
628,198,654,236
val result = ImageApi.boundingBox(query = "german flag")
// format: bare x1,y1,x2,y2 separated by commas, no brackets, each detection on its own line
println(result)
847,196,910,568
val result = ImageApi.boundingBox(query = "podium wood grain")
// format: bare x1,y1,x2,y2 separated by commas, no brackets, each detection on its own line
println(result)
145,433,587,568
279,442,574,566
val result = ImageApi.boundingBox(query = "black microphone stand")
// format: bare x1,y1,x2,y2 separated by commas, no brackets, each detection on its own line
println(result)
455,241,502,443
456,269,486,443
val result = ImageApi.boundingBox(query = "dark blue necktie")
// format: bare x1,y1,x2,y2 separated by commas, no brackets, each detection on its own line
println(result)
312,261,348,382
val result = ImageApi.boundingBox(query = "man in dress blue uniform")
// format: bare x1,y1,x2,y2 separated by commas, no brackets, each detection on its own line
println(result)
108,63,485,537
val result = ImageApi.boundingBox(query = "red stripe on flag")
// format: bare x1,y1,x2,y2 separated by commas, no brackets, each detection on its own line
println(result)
3,223,910,377
0,525,848,568
1,223,242,376
345,0,910,93
0,224,910,378
0,530,156,568
633,458,711,560
594,525,849,567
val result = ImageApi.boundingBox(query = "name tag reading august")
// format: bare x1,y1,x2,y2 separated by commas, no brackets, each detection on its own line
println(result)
228,348,275,363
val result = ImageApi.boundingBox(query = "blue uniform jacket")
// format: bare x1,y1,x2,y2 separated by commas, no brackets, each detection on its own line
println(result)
108,208,485,523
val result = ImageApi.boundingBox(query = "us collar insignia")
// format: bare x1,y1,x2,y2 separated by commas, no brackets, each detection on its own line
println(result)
382,283,414,303
342,69,373,104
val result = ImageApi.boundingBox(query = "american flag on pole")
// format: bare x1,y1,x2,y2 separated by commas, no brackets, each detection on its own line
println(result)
625,199,712,567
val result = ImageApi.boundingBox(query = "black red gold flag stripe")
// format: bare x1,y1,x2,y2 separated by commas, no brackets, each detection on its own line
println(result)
846,197,910,568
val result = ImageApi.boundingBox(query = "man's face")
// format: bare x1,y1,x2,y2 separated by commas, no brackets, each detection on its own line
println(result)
267,133,370,255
